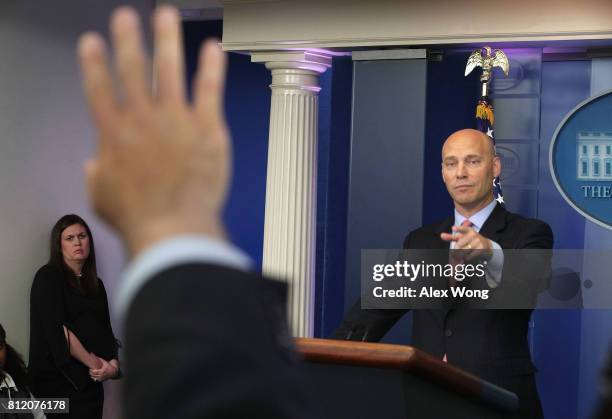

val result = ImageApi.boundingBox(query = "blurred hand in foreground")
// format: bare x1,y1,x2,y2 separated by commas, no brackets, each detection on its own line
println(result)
78,5,229,256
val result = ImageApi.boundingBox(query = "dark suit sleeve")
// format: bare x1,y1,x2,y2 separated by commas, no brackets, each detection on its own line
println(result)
332,299,407,341
504,219,553,291
515,218,554,250
124,263,316,419
30,266,71,368
484,219,554,308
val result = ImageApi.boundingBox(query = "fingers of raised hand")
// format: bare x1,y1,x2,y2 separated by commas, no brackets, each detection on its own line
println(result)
195,40,227,125
153,5,185,105
84,159,99,194
79,5,186,127
78,33,117,130
111,6,151,109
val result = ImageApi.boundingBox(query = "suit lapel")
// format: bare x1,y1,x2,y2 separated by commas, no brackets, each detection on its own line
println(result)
432,216,454,249
478,203,507,243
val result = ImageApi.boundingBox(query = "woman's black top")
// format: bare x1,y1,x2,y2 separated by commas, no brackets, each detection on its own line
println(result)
28,264,118,391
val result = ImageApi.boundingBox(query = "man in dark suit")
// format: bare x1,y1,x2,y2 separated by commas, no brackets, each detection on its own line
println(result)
335,128,553,419
77,6,314,418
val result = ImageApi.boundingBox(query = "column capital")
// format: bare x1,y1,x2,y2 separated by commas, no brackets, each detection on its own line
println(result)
250,50,335,74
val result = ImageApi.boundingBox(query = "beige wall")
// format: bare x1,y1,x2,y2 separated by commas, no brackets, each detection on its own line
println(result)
220,0,612,50
0,1,153,417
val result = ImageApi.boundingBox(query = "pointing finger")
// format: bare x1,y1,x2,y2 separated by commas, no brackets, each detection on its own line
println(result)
441,232,460,242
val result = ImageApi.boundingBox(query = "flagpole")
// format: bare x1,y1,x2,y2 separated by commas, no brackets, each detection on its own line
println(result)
465,46,510,205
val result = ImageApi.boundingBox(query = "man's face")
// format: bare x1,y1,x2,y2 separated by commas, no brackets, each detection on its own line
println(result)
441,130,500,215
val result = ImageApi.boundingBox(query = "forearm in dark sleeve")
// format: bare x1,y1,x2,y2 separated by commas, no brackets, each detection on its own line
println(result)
332,232,413,341
332,299,406,342
63,326,101,369
490,221,554,306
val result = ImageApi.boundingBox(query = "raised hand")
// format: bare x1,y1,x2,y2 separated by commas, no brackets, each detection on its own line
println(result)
77,5,230,256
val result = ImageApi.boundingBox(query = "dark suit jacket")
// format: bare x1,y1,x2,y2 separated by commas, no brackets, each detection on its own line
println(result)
28,264,118,396
123,263,316,419
334,204,553,418
594,348,612,419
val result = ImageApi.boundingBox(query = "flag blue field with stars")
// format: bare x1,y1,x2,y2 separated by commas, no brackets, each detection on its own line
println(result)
476,96,505,205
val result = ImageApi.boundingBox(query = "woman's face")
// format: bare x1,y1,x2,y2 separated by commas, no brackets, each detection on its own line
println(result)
61,223,90,265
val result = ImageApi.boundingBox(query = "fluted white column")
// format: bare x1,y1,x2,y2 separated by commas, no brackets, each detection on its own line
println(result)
251,51,331,337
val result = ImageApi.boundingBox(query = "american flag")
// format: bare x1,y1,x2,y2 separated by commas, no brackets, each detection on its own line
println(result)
476,96,505,205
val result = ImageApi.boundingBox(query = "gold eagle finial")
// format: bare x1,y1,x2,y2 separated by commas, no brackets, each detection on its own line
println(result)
464,46,510,84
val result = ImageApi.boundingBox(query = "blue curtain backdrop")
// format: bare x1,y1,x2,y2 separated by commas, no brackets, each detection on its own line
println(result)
183,21,270,268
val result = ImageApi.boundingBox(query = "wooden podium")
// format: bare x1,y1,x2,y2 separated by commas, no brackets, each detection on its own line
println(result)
295,338,518,419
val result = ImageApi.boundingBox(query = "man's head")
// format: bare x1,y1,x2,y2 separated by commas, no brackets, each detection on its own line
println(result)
441,129,501,217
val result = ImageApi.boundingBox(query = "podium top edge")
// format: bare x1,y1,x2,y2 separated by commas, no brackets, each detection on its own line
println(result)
294,338,518,412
